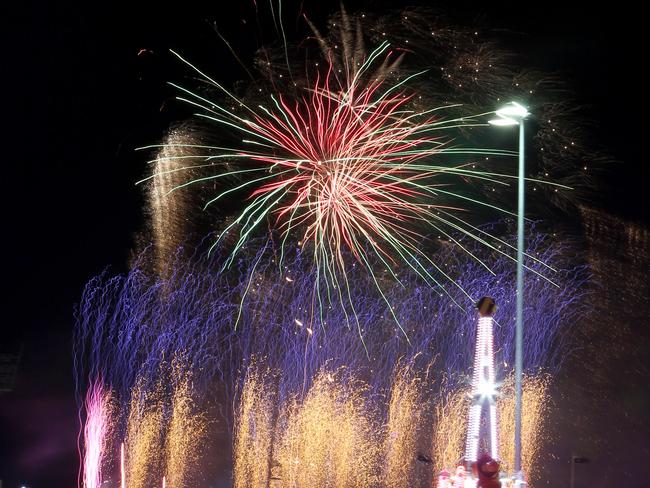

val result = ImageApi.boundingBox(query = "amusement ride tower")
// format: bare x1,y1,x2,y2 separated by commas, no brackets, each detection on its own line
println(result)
465,297,499,468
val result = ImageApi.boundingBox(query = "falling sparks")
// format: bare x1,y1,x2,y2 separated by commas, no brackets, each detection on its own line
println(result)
497,374,551,479
432,384,471,473
116,365,209,488
81,379,112,488
232,368,551,487
383,365,428,488
125,380,165,488
274,370,382,488
233,365,277,488
139,40,551,334
164,367,209,488
75,229,586,487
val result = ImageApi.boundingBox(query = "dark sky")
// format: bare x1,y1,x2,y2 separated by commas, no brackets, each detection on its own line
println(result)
1,1,648,487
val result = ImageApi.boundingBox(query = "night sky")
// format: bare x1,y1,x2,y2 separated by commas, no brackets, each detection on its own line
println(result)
1,1,649,487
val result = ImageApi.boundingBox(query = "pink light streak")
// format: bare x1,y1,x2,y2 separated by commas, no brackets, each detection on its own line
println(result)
82,378,110,488
121,442,126,488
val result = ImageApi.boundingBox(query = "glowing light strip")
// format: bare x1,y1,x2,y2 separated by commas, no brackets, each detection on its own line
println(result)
465,403,482,463
120,442,126,488
490,404,499,461
465,314,499,463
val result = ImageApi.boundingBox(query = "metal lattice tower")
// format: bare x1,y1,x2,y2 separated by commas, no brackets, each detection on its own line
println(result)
465,297,499,465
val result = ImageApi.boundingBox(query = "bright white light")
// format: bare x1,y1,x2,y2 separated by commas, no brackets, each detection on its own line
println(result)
488,117,519,126
466,313,500,462
490,404,499,460
478,379,497,398
496,101,529,119
490,102,528,128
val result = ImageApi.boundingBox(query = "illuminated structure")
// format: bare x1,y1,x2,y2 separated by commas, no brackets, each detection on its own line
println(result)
120,442,126,488
489,102,530,486
465,297,499,467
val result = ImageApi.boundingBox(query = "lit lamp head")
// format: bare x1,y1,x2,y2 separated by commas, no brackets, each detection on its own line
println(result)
488,101,529,126
476,296,497,317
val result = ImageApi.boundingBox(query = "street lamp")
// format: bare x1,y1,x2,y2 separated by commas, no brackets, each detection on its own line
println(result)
570,454,590,488
489,101,529,487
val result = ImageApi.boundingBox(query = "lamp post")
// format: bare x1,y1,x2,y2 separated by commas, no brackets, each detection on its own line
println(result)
489,102,529,486
570,454,589,488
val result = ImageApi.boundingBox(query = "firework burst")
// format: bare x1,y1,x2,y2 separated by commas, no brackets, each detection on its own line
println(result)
137,36,572,336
